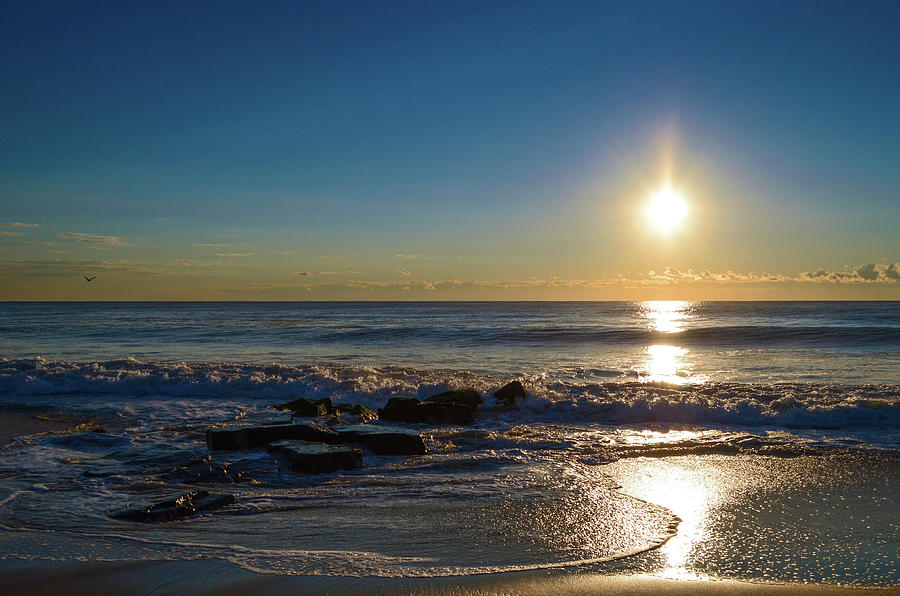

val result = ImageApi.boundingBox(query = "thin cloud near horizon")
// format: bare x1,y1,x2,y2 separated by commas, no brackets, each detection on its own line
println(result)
0,222,40,228
59,232,124,246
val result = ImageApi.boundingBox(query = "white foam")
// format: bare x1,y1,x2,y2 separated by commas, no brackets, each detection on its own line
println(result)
1,357,897,430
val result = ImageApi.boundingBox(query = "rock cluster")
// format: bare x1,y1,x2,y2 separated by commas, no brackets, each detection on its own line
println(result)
110,382,525,524
273,397,378,423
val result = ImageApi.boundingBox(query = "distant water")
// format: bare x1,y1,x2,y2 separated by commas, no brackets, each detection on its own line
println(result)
0,301,897,583
2,301,899,383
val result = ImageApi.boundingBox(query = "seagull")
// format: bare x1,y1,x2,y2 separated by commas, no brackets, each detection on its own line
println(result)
83,276,95,282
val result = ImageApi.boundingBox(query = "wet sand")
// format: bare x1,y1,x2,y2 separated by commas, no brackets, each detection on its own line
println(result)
1,559,896,595
1,414,896,593
0,412,88,446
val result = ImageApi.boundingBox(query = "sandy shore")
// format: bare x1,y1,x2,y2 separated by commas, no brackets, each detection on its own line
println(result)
1,559,896,595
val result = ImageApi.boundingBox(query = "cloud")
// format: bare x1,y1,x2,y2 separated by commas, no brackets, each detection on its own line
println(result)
398,269,411,276
197,260,900,298
798,263,900,283
215,252,254,257
395,254,423,259
339,261,900,291
0,259,161,277
0,231,22,237
59,232,124,246
646,267,788,284
0,222,40,228
195,243,231,247
294,270,363,277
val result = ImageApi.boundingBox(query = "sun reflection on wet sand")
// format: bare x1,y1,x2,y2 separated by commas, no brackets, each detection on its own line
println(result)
606,457,728,581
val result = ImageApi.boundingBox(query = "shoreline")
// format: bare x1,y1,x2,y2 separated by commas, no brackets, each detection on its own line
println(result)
1,559,897,595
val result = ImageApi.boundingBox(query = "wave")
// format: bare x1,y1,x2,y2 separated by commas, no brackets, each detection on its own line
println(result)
450,324,900,347
3,322,898,348
1,357,897,432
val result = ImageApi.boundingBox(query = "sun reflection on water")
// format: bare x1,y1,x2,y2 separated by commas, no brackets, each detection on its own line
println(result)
638,301,706,384
642,300,690,333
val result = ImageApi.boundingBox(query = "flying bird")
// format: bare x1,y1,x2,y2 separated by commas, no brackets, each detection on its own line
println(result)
83,276,95,282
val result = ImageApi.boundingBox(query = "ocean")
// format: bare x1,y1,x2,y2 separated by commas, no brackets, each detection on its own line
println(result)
0,301,897,585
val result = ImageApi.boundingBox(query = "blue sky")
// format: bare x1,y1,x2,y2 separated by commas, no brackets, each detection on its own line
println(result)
1,0,898,299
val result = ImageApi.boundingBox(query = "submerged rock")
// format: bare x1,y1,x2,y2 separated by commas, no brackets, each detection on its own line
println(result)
109,490,235,523
379,389,482,425
43,431,132,452
494,381,526,405
267,440,363,474
334,424,427,455
206,422,339,451
273,397,333,417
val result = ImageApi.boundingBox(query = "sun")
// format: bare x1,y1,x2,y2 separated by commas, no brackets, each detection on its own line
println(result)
646,186,688,233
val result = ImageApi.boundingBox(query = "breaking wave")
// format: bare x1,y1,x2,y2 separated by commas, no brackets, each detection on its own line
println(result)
1,357,897,431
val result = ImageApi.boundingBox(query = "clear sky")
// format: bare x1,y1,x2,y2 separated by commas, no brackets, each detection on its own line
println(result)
1,0,898,300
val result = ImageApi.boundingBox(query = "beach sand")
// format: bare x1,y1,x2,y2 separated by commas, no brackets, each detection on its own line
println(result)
1,559,897,595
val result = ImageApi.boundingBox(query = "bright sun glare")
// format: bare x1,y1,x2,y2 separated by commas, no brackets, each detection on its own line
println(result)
646,187,688,233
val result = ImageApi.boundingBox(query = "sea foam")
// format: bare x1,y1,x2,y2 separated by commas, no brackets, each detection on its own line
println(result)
1,357,897,431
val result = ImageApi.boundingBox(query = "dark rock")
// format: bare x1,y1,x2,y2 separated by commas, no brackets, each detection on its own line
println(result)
267,440,363,474
334,424,427,455
273,397,333,417
109,490,235,523
419,401,476,424
335,403,378,423
494,381,526,404
423,389,483,407
378,397,424,423
379,396,477,425
206,422,339,451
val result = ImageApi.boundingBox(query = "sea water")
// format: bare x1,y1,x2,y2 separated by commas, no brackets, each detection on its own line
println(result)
0,301,897,584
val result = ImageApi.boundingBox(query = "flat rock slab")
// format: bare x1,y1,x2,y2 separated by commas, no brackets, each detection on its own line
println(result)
334,424,428,455
267,440,363,474
109,490,235,523
206,422,339,451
